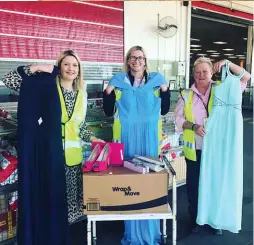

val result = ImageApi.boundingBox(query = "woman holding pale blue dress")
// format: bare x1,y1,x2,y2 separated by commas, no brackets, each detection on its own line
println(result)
103,46,170,245
175,57,250,235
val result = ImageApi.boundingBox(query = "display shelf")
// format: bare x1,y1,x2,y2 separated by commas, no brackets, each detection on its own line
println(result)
0,183,18,196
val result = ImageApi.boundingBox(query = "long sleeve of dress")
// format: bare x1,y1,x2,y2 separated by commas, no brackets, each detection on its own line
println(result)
160,88,170,115
103,90,116,117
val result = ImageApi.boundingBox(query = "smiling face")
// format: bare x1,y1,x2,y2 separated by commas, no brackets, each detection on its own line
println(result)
127,49,146,73
60,55,79,82
194,63,213,88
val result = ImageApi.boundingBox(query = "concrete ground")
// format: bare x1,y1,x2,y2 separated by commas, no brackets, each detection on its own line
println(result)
70,110,253,245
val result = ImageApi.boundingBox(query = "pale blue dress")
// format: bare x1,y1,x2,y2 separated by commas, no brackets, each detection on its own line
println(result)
197,62,245,233
109,72,167,245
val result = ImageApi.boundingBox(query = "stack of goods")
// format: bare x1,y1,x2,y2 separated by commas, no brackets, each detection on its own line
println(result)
161,112,183,161
0,146,18,243
124,155,166,174
0,149,18,186
0,202,17,242
0,148,18,212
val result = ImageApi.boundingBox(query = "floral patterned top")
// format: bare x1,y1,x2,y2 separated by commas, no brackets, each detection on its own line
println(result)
2,66,93,142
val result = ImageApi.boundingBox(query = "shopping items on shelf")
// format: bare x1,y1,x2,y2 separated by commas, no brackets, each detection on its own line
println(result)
0,209,17,242
0,193,17,243
82,142,124,172
8,191,18,211
0,151,18,186
0,110,12,120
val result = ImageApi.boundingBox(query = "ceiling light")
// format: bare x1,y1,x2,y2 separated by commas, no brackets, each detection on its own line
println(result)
222,48,234,51
213,41,227,44
236,54,245,57
210,54,220,57
243,38,247,40
190,48,202,51
190,44,202,47
197,54,207,56
190,53,193,55
212,53,220,55
191,38,200,41
228,56,237,59
239,57,246,59
207,50,217,53
224,54,234,56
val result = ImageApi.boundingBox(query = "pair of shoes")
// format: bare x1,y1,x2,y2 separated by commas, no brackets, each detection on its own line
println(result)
82,143,110,172
214,229,223,236
191,225,200,233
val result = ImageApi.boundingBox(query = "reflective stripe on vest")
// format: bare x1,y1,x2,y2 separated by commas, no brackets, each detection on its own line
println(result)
57,82,84,166
183,140,195,150
181,83,218,161
64,141,82,149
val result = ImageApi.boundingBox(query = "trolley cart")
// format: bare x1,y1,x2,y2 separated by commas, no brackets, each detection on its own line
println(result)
86,156,177,245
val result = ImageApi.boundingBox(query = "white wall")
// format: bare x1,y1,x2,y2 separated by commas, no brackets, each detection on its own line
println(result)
124,1,189,62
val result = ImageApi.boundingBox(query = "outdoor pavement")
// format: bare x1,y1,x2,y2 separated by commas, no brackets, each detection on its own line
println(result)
70,110,253,245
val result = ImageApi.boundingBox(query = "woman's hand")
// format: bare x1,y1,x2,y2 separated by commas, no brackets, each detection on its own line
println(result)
212,60,227,74
105,85,115,95
90,136,105,143
213,59,251,83
193,124,206,137
30,64,54,74
160,84,168,92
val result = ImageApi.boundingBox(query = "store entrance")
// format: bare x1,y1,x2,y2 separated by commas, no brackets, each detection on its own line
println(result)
189,11,252,110
190,15,248,86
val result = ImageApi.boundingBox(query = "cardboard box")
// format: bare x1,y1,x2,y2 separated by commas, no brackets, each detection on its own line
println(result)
83,166,169,214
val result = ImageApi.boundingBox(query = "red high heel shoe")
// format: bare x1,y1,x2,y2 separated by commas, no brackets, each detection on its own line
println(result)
82,144,102,172
92,144,111,172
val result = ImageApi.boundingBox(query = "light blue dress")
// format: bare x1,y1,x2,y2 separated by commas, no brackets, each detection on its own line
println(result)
197,63,245,233
109,72,167,245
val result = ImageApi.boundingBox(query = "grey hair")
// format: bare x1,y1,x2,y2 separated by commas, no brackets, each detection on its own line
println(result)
193,57,213,74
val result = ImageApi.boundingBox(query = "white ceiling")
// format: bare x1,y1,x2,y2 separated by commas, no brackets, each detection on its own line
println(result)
204,0,254,14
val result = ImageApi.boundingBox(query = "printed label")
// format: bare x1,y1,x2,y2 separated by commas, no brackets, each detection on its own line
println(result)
87,202,100,211
112,186,140,196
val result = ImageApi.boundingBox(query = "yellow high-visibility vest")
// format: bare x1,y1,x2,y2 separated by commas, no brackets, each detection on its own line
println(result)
181,82,220,161
57,82,84,166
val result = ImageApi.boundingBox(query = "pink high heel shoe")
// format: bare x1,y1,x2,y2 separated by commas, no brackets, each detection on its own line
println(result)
92,144,111,172
82,144,102,172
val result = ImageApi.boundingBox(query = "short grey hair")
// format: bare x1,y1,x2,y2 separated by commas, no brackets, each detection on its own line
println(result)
193,57,213,74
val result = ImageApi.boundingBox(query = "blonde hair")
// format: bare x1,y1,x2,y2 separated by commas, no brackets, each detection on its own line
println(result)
122,46,150,74
193,57,213,74
56,50,84,91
